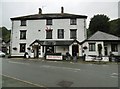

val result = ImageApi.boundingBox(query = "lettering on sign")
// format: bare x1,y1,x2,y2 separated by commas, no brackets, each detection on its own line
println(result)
46,55,62,60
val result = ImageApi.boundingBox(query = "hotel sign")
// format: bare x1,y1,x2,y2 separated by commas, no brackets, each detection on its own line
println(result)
46,55,63,60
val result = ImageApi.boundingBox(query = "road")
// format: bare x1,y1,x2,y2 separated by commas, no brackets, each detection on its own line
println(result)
1,58,118,87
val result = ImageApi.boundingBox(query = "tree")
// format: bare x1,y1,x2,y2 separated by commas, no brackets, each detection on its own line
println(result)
88,14,110,37
0,27,11,42
109,18,120,37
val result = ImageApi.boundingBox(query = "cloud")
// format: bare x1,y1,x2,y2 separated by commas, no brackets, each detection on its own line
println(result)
1,0,119,29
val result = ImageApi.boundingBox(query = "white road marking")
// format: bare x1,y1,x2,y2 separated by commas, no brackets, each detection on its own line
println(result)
8,61,30,65
2,74,47,88
110,73,118,78
111,73,118,76
40,65,81,71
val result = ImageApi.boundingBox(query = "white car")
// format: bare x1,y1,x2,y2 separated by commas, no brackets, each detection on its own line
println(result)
0,51,5,57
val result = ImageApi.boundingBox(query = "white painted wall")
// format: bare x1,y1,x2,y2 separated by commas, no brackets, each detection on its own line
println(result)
83,41,120,56
11,18,86,57
55,46,69,55
83,41,104,56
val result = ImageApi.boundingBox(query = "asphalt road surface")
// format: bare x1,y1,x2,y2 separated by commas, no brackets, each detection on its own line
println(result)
1,58,118,87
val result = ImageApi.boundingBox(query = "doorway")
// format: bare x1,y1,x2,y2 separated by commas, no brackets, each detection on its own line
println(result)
104,47,108,56
72,45,79,56
34,45,39,58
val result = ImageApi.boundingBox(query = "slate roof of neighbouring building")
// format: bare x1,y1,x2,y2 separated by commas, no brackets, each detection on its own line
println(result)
87,31,120,41
11,13,87,20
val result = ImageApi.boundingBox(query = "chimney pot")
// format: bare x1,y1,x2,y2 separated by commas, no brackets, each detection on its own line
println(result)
61,7,64,14
39,8,42,14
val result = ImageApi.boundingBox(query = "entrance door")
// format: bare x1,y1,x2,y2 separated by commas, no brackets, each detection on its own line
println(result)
104,47,108,56
34,45,39,58
72,45,79,56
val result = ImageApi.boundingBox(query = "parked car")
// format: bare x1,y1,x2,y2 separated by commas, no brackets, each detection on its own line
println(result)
0,51,5,57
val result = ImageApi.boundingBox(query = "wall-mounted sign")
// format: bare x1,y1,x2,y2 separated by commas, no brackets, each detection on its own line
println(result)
46,55,63,60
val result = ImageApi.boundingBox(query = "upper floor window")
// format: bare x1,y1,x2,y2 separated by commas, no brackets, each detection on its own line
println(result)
20,30,26,39
70,18,77,25
89,43,96,51
21,20,26,26
58,29,64,39
111,44,118,52
46,30,52,39
20,43,26,53
46,19,52,25
70,29,77,39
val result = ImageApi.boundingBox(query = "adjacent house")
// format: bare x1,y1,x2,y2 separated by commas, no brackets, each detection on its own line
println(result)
82,31,120,58
10,7,87,58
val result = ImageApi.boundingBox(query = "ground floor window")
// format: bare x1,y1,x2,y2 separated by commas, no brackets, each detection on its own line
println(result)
111,44,118,52
20,43,26,52
46,46,54,53
89,43,95,51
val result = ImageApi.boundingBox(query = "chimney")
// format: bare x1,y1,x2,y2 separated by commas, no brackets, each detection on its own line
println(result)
61,7,64,14
39,8,42,14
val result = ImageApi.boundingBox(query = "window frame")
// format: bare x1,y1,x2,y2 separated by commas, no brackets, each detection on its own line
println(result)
19,43,26,53
20,30,27,40
20,20,26,26
46,19,52,25
58,29,64,39
70,29,77,39
70,18,77,25
46,30,52,39
111,44,118,52
89,43,96,51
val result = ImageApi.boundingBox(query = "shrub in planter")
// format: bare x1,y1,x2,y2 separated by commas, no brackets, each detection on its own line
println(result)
13,47,17,50
27,47,30,50
83,46,88,50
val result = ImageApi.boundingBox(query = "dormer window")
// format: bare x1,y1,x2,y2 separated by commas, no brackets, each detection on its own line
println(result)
70,18,77,25
21,20,26,26
46,19,52,25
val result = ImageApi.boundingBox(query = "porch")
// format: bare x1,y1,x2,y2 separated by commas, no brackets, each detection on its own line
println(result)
29,40,82,59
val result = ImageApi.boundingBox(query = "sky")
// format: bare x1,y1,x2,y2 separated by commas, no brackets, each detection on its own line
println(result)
0,0,119,30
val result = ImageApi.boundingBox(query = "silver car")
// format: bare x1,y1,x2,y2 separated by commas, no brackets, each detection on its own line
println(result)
0,51,5,57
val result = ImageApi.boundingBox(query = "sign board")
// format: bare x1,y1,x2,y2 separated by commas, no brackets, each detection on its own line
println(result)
46,55,63,60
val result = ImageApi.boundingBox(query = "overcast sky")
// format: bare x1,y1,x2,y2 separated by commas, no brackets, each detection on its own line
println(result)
0,0,119,29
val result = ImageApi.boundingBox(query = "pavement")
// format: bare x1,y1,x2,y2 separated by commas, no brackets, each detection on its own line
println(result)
1,57,119,87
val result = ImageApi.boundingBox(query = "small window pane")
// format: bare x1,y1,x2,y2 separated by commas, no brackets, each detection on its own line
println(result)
20,43,26,52
111,44,118,52
89,43,95,51
20,30,26,39
21,20,26,26
46,30,52,39
46,19,52,25
70,18,77,25
58,29,64,39
70,29,77,39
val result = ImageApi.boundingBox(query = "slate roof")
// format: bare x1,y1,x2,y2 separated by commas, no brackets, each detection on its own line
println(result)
87,31,120,41
30,39,81,46
11,13,87,20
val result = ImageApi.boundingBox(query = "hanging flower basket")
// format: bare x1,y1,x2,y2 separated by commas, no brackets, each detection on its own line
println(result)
27,47,31,50
83,46,88,50
13,47,17,50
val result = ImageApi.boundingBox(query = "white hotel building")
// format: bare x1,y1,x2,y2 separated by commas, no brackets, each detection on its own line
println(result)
10,7,87,58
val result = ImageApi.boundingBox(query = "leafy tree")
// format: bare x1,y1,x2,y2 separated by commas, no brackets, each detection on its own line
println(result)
109,18,120,37
88,14,110,37
0,27,11,42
